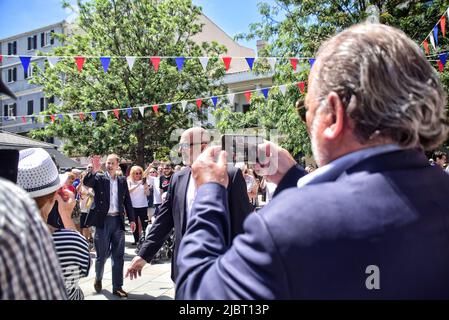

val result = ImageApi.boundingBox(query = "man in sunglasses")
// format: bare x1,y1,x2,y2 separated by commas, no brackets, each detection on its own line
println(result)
126,127,252,283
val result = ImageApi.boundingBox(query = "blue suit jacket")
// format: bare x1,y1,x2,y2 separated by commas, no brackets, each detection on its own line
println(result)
176,149,449,299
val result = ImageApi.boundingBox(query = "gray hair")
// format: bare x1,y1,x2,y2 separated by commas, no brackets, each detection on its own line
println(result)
313,23,448,150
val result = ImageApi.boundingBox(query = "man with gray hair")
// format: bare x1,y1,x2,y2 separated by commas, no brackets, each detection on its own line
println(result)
176,23,449,299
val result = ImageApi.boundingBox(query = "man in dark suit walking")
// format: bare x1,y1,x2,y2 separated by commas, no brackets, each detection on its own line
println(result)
84,154,136,298
125,127,255,282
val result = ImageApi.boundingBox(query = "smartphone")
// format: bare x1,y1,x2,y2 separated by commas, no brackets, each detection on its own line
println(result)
142,177,147,184
0,150,19,183
221,134,265,164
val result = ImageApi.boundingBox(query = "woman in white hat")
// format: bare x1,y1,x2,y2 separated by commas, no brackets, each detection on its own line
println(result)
17,148,91,300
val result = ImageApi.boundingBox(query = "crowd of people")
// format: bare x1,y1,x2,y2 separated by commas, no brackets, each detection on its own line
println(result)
1,22,449,300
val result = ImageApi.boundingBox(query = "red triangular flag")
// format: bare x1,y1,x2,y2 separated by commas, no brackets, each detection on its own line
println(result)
423,40,430,55
75,57,85,72
222,57,232,71
438,60,444,72
0,55,2,63
50,115,55,123
297,82,305,94
150,57,161,72
196,99,202,109
79,112,85,121
152,104,159,113
244,91,251,103
22,116,27,124
290,58,298,71
113,109,120,119
441,15,446,38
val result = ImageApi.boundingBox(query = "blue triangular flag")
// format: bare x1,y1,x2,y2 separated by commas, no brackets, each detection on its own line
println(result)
90,112,97,121
58,114,63,121
261,88,269,99
100,57,111,73
434,26,439,47
309,58,315,67
211,96,218,107
127,108,132,118
31,115,35,123
166,103,172,113
175,57,185,72
20,56,31,72
245,57,255,70
439,53,447,66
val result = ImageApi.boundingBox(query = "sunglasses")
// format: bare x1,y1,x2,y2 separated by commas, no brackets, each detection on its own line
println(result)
134,172,143,175
295,99,307,122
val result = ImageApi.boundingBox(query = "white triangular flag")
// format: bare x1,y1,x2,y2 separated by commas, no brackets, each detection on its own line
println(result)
199,57,209,71
102,111,108,118
181,101,188,111
227,93,235,105
47,57,60,68
126,57,136,70
138,106,145,117
268,57,277,70
68,114,74,121
279,84,287,96
429,32,436,50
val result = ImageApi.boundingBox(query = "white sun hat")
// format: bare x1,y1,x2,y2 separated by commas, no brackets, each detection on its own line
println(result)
17,148,62,198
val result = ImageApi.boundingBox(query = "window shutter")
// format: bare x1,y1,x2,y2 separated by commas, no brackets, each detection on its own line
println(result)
13,41,17,55
27,100,34,115
33,35,37,49
50,30,55,45
3,105,7,117
13,68,17,82
27,37,31,50
41,33,45,47
24,68,27,79
7,69,11,82
8,43,11,55
12,103,17,116
40,97,45,112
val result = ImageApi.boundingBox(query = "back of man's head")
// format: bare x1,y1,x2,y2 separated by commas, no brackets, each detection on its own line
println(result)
312,23,448,151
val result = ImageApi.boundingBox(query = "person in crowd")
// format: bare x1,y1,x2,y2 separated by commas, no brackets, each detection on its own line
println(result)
125,127,253,283
175,23,449,299
143,167,159,224
17,148,90,300
259,177,277,205
127,165,150,246
433,151,447,169
83,154,136,298
159,162,173,201
78,171,95,248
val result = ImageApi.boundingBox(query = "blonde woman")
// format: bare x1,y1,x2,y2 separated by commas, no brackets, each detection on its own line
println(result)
127,166,150,245
78,171,95,248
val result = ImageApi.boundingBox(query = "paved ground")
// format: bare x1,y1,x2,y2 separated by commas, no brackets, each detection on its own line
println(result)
79,227,175,300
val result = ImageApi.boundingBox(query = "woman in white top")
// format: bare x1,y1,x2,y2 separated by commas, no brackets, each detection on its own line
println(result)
127,166,150,245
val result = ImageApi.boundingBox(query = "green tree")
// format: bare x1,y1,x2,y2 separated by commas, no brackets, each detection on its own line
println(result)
217,0,449,156
30,0,227,166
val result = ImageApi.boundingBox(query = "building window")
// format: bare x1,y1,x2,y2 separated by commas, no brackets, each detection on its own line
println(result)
3,103,17,117
7,41,17,55
7,67,17,83
41,30,54,47
24,64,34,79
40,97,46,112
27,100,34,115
27,35,37,50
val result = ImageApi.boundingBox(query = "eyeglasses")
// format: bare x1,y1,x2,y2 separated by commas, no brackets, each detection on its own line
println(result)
178,142,208,150
295,99,307,122
135,172,142,175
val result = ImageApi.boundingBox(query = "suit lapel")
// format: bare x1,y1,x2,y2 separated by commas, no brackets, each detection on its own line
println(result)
104,174,111,207
177,168,191,234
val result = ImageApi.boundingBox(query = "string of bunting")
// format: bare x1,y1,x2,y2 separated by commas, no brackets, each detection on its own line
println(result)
0,54,315,73
3,81,307,125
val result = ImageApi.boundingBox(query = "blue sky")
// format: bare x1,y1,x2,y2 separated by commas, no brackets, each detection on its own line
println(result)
0,0,278,50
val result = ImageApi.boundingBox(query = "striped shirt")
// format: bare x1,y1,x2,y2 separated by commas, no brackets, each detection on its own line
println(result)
0,178,67,300
52,229,91,300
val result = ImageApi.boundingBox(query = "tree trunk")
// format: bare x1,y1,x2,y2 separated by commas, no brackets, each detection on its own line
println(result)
136,127,145,167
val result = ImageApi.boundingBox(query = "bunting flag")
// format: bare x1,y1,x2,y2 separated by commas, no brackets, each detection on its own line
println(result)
127,108,132,118
50,115,55,123
150,57,161,71
211,96,218,107
434,26,439,47
290,58,298,71
138,106,145,117
126,57,136,70
75,57,85,72
196,99,202,109
439,53,447,66
227,93,235,104
181,100,188,111
31,115,35,123
279,84,287,96
245,57,255,71
100,57,111,73
423,39,430,55
0,55,2,62
102,110,108,118
79,112,85,121
152,104,159,113
297,81,305,94
267,57,276,70
58,114,63,121
166,103,172,113
309,58,316,67
441,15,446,37
47,57,60,68
438,60,444,72
261,88,269,99
22,116,27,124
113,109,120,119
429,32,436,51
175,57,185,72
222,56,232,71
20,56,31,72
198,57,209,70
244,91,251,103
90,111,97,121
